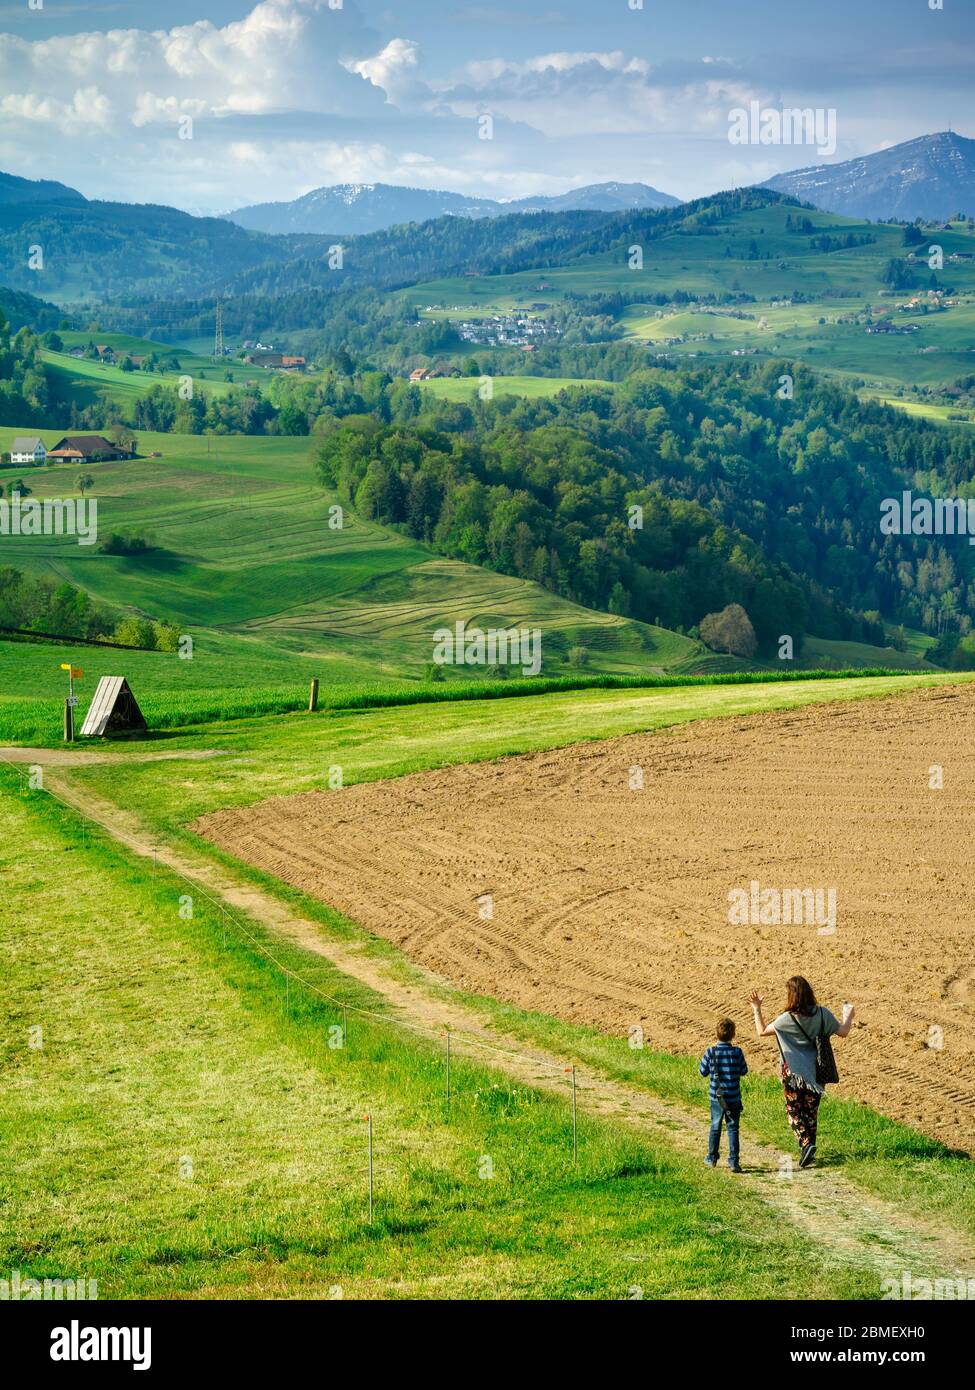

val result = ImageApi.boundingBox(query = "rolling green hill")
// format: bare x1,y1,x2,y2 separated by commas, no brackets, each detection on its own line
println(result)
396,201,975,393
0,421,933,741
0,426,727,735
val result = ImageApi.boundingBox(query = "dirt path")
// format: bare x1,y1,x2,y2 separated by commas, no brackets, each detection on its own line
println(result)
33,761,975,1291
0,746,224,766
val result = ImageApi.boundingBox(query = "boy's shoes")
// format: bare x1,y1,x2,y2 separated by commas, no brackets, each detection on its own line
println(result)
729,1165,743,1173
704,1158,716,1167
799,1143,817,1169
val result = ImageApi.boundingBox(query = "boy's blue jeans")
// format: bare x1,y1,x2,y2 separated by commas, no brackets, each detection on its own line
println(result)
708,1097,740,1168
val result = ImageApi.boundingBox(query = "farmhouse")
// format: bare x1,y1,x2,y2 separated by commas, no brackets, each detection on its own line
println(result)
243,352,306,370
46,434,132,463
9,436,47,465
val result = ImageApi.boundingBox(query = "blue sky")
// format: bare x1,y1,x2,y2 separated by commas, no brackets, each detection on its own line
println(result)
0,0,971,211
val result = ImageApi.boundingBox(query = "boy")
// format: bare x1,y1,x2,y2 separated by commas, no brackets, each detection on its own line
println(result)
700,1017,748,1173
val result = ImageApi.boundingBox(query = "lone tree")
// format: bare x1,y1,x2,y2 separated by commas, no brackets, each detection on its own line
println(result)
699,603,758,658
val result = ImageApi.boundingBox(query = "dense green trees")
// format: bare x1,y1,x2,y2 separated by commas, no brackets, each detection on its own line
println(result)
0,564,177,648
0,310,50,424
311,359,975,649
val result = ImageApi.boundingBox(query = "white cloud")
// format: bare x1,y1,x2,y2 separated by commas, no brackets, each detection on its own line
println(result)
345,37,420,95
0,86,113,132
0,0,385,131
0,3,946,212
437,50,762,140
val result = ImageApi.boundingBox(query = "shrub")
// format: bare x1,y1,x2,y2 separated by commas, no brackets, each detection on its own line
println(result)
99,531,153,556
114,617,158,649
699,603,758,658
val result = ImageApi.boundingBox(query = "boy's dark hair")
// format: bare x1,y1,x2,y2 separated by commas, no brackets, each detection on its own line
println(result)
716,1017,736,1042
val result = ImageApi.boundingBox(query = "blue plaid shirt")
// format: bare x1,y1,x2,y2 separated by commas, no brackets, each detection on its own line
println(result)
699,1042,748,1106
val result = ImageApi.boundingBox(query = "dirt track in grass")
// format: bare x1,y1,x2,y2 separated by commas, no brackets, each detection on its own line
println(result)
194,683,975,1154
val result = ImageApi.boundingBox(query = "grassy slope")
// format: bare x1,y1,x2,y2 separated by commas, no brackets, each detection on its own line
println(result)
0,770,871,1300
0,426,936,742
42,331,265,411
399,205,975,392
0,425,748,739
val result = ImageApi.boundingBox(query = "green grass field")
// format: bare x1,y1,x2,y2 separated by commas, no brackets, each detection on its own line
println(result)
41,334,261,412
0,421,941,741
6,669,975,1299
1,768,878,1300
420,375,612,401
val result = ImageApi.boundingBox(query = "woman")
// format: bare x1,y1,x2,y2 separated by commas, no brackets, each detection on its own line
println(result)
748,977,854,1169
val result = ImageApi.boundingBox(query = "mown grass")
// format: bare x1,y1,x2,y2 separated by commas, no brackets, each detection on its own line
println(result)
0,657,930,745
0,425,950,722
0,428,707,692
0,769,874,1300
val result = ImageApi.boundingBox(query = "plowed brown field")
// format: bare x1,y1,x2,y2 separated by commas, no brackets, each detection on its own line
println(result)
194,683,975,1152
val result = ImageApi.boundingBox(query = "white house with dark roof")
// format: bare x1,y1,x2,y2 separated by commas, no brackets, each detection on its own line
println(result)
9,436,47,465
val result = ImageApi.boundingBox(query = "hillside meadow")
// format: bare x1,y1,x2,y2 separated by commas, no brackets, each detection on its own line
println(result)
400,204,975,393
0,424,762,738
0,418,945,742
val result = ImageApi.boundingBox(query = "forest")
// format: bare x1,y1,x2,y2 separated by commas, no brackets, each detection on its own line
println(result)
310,359,975,652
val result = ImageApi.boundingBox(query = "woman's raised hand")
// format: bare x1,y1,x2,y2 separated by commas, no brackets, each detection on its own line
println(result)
747,990,764,1009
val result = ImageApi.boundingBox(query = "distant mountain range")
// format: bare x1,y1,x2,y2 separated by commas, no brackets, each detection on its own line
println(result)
225,181,680,236
2,130,974,304
762,131,975,222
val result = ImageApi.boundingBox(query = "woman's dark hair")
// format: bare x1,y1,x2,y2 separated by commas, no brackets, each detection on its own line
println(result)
785,975,818,1015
